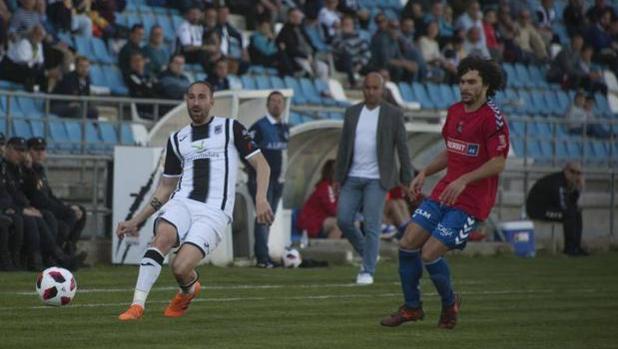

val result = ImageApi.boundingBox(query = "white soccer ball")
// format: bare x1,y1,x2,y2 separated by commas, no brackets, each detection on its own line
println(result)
36,267,77,306
282,248,302,268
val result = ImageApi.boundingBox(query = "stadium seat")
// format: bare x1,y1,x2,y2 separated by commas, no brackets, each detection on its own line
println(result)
64,120,84,152
90,64,107,87
99,122,119,152
85,122,105,153
141,13,157,33
509,120,526,136
514,64,535,89
103,66,129,95
502,63,523,88
528,65,549,88
594,93,612,117
30,120,45,137
299,78,326,105
289,112,303,126
555,90,571,115
411,82,435,109
15,97,43,119
48,120,73,152
303,24,330,53
12,119,32,138
91,38,115,64
398,82,414,103
74,35,97,62
121,123,136,145
155,14,175,42
543,90,563,115
439,84,456,107
269,76,286,89
255,75,272,90
426,83,447,109
240,75,257,90
283,76,307,105
515,90,536,114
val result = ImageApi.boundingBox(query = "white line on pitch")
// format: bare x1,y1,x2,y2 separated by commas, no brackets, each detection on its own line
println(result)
0,288,600,311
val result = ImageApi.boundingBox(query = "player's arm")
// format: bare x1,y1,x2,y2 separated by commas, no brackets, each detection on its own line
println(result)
246,153,274,225
116,138,181,238
439,155,506,205
234,120,274,225
409,150,448,196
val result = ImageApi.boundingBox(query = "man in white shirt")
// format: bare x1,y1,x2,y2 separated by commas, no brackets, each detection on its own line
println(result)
334,73,414,285
0,24,60,91
319,0,341,42
176,7,207,65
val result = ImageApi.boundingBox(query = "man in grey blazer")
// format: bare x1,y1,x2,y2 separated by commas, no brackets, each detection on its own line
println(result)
334,72,414,285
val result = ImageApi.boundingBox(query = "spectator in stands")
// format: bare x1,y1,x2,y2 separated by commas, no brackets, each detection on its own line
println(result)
91,0,121,38
535,0,557,46
402,1,426,35
176,7,218,74
0,24,62,91
0,133,22,271
423,1,454,42
526,162,589,256
463,26,490,58
547,35,582,86
8,0,45,38
216,5,248,75
419,21,455,82
206,57,230,91
156,54,191,100
50,55,99,119
46,0,93,37
318,0,341,43
565,91,611,138
586,0,616,23
25,137,87,260
297,159,342,239
398,17,428,81
369,14,418,82
332,15,370,87
455,0,486,48
334,73,413,285
118,24,145,78
228,0,281,30
563,0,587,36
276,7,329,80
246,91,289,268
249,17,284,71
143,25,170,77
586,9,617,72
573,45,608,94
127,52,157,118
482,8,502,60
514,9,548,63
337,0,370,28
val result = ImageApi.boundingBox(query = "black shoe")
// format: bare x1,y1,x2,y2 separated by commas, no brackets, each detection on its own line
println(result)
256,261,280,269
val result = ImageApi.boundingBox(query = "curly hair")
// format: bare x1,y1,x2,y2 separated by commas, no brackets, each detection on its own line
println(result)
456,56,505,98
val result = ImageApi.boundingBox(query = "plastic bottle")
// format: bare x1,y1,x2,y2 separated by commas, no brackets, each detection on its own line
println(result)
300,230,309,249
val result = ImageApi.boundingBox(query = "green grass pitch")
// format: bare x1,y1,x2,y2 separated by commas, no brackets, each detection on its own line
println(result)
1,253,617,349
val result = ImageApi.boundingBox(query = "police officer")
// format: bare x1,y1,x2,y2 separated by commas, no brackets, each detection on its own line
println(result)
4,137,78,270
25,137,87,257
0,133,23,270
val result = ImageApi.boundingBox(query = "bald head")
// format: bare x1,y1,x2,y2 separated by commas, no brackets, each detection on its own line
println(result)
363,73,385,108
563,161,583,188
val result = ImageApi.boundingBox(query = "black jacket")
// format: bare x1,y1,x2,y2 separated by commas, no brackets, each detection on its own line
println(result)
275,22,316,60
526,171,580,214
2,160,31,210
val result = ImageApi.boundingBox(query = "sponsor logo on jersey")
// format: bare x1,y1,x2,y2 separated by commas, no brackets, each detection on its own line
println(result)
191,141,207,153
456,121,464,134
446,138,480,156
214,125,223,134
436,223,452,238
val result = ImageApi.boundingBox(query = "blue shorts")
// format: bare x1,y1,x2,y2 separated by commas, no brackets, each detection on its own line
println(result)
411,199,478,250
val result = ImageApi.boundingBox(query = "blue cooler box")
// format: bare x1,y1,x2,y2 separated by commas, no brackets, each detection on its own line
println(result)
499,221,536,257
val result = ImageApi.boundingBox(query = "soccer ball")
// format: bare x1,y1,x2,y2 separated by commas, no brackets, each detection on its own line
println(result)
282,248,302,268
36,267,77,306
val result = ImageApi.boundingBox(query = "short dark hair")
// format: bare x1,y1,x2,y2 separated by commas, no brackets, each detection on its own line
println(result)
267,90,284,104
456,56,504,97
169,53,185,64
130,24,144,32
321,159,336,182
187,81,214,97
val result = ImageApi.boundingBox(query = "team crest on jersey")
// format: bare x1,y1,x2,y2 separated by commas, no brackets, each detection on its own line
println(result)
446,138,480,156
456,121,464,134
214,125,222,134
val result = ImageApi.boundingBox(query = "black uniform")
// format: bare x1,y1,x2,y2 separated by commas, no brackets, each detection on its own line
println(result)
526,171,584,255
0,155,23,271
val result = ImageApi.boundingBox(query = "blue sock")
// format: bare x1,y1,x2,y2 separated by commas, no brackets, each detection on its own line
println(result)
425,257,454,306
395,220,410,240
399,248,422,308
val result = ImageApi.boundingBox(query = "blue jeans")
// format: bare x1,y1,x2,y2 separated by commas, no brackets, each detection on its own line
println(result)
336,177,387,275
248,179,283,264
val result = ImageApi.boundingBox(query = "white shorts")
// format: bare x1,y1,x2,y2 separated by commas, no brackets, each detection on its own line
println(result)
154,197,229,257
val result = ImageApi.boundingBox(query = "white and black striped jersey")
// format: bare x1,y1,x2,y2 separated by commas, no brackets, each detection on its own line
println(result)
163,116,260,219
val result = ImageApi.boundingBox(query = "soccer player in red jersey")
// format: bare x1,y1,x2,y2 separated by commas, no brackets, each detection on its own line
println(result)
381,56,509,329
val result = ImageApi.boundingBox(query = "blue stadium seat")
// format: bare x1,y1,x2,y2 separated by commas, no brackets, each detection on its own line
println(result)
555,90,571,115
30,120,45,137
64,120,84,151
328,112,344,120
103,66,129,95
530,92,552,115
170,15,183,31
502,63,523,88
283,76,307,105
528,65,549,88
0,118,5,134
594,93,612,117
240,75,257,90
141,13,157,33
439,84,456,107
85,122,105,153
48,120,73,152
515,90,536,114
543,90,563,115
57,32,73,47
289,112,303,126
269,76,286,89
509,120,526,136
99,122,119,150
125,12,143,27
255,75,272,90
15,97,42,119
121,123,135,145
74,35,96,62
398,82,414,103
555,139,570,160
12,119,32,138
566,137,583,158
91,38,114,64
300,78,329,105
155,14,175,42
248,65,265,75
304,24,330,53
514,63,535,89
510,137,524,156
411,82,435,109
426,83,447,109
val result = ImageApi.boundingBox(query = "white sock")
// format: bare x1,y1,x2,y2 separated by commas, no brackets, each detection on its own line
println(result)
131,248,164,308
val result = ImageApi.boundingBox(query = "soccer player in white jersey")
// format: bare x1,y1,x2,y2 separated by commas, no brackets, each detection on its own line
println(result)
116,81,274,320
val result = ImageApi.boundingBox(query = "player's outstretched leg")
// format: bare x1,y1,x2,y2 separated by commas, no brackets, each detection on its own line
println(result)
164,244,203,318
119,222,177,321
422,238,460,329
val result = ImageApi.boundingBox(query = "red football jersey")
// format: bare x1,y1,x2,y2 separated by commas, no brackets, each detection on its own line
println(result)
429,100,510,220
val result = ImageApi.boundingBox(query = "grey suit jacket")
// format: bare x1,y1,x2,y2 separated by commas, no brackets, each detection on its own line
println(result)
334,102,413,190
